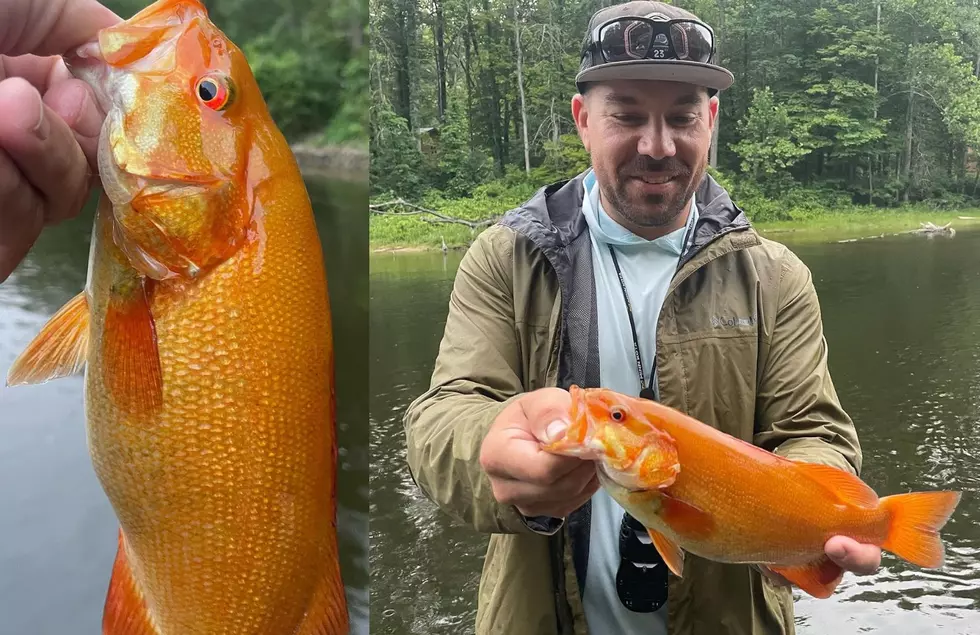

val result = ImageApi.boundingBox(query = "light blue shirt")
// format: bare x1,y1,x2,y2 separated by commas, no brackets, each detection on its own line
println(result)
579,169,698,634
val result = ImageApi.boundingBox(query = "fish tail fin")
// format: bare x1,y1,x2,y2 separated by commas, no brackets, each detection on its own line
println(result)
880,490,962,568
294,543,349,635
103,528,160,635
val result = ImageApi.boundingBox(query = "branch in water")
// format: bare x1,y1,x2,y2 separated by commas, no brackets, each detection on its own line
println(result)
369,198,497,229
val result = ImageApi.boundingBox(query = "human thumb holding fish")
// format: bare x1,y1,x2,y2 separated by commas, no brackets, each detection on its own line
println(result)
0,0,120,283
480,387,600,519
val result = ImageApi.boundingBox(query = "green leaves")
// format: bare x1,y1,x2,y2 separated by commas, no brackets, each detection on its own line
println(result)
369,0,980,214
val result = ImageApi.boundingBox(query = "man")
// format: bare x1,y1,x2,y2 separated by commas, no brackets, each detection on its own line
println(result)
404,2,880,634
0,0,118,283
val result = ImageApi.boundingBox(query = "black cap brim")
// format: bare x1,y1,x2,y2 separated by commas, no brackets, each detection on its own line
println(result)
576,59,734,92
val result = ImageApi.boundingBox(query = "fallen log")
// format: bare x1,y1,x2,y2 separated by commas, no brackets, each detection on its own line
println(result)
907,221,955,237
369,198,497,230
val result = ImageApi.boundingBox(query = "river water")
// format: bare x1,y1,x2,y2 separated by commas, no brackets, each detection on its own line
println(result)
370,228,980,634
0,176,369,634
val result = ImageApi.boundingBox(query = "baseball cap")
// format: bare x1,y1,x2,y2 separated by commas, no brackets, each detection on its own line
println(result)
576,1,734,94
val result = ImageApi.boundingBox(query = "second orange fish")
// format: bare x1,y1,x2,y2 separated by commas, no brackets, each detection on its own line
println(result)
541,385,962,598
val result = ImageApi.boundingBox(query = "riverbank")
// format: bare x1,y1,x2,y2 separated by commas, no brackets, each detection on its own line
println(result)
293,142,368,182
371,206,980,252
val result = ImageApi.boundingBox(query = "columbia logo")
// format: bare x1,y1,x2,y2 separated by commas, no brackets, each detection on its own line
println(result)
711,316,756,328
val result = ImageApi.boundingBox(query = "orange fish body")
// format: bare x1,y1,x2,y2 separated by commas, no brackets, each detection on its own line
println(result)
542,385,961,599
6,1,347,633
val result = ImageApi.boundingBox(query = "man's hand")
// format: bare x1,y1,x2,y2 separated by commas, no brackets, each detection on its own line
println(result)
0,0,120,283
824,535,882,574
759,536,882,590
480,387,599,518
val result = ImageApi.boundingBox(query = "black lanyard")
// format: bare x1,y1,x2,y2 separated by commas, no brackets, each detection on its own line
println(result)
607,245,658,401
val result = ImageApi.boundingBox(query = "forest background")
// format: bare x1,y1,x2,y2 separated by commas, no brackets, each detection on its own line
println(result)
369,0,980,248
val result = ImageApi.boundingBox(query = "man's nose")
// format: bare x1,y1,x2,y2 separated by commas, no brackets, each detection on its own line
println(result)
637,123,676,159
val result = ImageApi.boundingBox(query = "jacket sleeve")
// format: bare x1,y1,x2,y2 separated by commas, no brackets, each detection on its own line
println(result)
402,225,541,534
752,249,863,476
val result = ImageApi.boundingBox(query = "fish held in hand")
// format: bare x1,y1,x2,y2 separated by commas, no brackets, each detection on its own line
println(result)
6,0,347,633
541,385,962,599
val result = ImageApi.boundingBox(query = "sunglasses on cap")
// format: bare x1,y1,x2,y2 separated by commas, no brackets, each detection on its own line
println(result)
583,17,715,65
616,511,669,612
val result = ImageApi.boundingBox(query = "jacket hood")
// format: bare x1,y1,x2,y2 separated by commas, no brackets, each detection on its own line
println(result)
499,169,751,266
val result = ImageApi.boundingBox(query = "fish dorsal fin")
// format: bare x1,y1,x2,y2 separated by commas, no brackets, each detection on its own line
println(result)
793,461,879,509
6,291,90,386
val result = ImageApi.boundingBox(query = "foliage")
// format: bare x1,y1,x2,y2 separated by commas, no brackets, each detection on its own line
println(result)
370,100,427,199
321,45,372,146
370,0,980,242
732,87,819,193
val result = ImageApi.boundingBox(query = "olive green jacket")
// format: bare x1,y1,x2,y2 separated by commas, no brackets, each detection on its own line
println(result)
403,171,862,635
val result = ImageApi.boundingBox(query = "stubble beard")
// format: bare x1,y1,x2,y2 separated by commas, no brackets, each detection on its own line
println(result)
606,161,706,229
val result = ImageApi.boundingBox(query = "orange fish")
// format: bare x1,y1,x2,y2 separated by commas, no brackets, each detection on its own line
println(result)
541,385,962,599
6,0,348,633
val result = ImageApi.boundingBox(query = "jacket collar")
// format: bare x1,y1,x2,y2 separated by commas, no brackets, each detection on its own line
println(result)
499,168,752,265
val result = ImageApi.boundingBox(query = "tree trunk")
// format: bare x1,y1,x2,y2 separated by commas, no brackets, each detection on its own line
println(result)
463,1,476,144
482,3,506,176
394,0,414,128
515,2,530,174
709,0,723,168
873,2,880,120
434,0,447,122
903,89,914,203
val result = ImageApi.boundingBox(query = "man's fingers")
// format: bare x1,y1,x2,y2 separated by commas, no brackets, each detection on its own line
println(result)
0,0,120,57
514,475,599,518
0,148,43,282
42,78,103,167
0,77,91,225
481,433,586,485
1,55,105,168
519,388,573,440
1,53,69,93
492,462,598,517
825,536,881,575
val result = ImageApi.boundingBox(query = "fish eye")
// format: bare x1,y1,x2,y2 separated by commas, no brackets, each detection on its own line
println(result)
610,406,626,422
196,75,233,111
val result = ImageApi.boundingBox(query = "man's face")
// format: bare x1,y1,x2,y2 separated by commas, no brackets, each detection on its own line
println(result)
572,79,718,231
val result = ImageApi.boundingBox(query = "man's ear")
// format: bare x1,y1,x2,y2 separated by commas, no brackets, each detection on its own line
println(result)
708,94,719,130
572,93,591,152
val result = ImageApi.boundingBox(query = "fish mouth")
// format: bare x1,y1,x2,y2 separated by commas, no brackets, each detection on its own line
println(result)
63,41,116,117
541,385,593,456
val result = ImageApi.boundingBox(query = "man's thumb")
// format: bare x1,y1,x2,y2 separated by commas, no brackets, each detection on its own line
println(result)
43,78,103,169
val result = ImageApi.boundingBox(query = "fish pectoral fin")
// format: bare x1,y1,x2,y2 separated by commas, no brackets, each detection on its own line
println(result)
792,461,879,509
6,291,89,387
646,528,685,577
658,492,715,541
766,556,843,599
103,528,161,635
103,276,163,416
